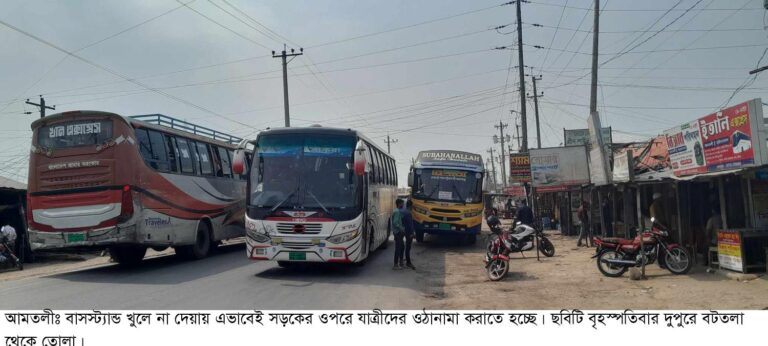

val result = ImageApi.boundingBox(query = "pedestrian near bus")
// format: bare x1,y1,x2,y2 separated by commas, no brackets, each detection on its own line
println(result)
577,200,592,247
391,199,405,270
401,200,416,270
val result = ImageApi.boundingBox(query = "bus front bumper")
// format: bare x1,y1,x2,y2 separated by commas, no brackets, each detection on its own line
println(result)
415,222,481,236
246,236,363,263
29,225,138,250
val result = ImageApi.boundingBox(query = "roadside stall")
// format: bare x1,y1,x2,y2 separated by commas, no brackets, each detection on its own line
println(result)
662,98,768,273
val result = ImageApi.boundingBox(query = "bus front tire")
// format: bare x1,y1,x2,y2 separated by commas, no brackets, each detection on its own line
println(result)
110,246,147,266
177,222,211,260
415,231,424,243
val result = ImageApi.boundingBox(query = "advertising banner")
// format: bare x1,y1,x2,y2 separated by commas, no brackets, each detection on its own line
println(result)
612,150,633,182
415,150,483,171
530,146,590,192
664,98,767,177
503,185,527,197
508,153,531,183
717,230,744,272
564,127,612,147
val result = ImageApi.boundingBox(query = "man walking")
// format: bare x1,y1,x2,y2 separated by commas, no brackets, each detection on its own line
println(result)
401,200,416,270
577,200,591,247
391,199,405,270
515,199,534,226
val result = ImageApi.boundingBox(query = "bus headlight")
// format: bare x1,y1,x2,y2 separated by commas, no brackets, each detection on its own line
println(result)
246,228,270,243
327,229,360,244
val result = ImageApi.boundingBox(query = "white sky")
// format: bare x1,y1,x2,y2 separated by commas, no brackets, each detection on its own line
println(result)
1,0,767,186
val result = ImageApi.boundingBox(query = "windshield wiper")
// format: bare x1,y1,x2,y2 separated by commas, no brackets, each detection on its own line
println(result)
451,184,465,204
305,189,331,215
270,185,299,212
426,182,440,199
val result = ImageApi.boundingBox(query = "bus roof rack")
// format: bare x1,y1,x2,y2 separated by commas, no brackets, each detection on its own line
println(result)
130,114,243,145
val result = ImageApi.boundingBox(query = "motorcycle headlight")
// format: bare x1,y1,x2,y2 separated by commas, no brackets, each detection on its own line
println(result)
327,229,360,244
246,228,270,243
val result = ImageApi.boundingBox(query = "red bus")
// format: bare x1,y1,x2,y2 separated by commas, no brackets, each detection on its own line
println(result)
27,111,248,265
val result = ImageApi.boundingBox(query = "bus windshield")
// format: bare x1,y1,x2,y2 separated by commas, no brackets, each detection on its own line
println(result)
412,168,483,204
37,120,113,149
249,134,358,211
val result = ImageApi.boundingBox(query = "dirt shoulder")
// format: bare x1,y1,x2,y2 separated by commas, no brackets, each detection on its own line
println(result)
414,227,768,310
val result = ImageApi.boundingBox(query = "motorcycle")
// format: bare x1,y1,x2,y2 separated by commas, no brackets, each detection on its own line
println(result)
592,217,691,277
0,227,22,271
483,215,555,281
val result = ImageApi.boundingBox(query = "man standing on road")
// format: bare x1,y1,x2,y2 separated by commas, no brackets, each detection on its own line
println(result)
401,200,416,270
391,199,405,270
577,200,591,247
515,199,534,226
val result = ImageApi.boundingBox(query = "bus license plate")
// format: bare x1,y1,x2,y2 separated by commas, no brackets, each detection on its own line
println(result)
289,252,306,261
66,233,86,243
439,223,451,230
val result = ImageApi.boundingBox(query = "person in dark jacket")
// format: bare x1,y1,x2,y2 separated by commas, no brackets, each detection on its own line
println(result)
515,200,534,226
401,200,416,270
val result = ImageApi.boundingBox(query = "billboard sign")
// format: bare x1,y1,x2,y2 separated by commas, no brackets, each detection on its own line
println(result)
664,99,767,177
612,150,633,182
509,153,531,183
530,146,590,192
564,127,612,147
717,230,744,272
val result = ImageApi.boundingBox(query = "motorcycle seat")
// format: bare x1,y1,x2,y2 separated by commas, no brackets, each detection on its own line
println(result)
598,237,636,245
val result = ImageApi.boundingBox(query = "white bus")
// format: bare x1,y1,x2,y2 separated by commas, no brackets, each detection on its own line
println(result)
232,126,397,266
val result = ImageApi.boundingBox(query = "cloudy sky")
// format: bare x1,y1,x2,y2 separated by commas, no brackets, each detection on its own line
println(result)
1,0,767,186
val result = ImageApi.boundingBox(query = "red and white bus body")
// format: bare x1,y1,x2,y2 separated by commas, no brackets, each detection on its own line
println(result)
27,111,246,261
241,127,397,264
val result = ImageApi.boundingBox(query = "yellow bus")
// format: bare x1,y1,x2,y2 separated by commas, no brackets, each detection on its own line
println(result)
407,150,484,244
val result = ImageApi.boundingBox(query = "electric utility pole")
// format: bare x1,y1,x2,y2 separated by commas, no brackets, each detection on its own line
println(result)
272,44,303,127
515,0,529,152
510,110,521,150
589,1,599,114
526,69,543,149
493,121,510,188
486,148,498,191
384,134,398,154
26,96,55,119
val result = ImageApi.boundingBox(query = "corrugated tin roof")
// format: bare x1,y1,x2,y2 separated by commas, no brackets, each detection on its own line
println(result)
0,176,26,190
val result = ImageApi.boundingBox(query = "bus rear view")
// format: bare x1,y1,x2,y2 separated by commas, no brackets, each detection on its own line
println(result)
408,150,484,244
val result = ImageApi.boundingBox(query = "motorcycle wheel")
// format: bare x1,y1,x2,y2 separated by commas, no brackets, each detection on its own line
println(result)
487,259,509,281
538,237,555,257
664,246,692,275
597,250,628,277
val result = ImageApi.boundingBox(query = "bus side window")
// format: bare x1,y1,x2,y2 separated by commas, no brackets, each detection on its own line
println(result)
147,130,170,172
365,143,375,181
195,142,214,176
217,147,233,178
176,137,195,175
393,160,398,186
209,144,224,177
135,128,153,167
164,134,179,173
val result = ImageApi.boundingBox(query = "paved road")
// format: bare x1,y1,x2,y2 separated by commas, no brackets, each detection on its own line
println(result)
0,242,430,309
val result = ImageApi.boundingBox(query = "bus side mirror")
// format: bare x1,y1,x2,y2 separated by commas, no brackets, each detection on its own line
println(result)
232,149,246,175
407,172,414,187
354,140,367,176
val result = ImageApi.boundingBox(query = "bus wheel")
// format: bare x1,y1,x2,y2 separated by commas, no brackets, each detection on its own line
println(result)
110,246,147,266
415,231,424,243
177,222,211,260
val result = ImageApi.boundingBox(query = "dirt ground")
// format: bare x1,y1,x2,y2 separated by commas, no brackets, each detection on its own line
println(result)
414,225,768,309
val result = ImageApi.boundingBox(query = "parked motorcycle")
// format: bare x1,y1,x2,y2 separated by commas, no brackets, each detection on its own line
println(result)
592,217,691,277
484,215,555,281
0,227,22,271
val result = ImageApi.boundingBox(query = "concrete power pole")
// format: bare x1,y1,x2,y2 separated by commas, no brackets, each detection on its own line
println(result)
493,121,510,188
384,134,398,154
272,45,303,127
26,96,55,119
486,149,498,191
527,69,543,149
515,0,529,152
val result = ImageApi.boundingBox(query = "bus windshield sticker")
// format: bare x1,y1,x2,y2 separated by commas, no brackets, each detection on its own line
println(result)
438,191,453,200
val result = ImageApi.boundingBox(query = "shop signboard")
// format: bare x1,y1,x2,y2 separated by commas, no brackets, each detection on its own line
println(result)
529,146,590,192
564,127,612,147
717,230,744,272
509,153,531,183
664,98,768,177
503,185,527,197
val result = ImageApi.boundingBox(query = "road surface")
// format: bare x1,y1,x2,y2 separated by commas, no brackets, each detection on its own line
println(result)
0,242,430,309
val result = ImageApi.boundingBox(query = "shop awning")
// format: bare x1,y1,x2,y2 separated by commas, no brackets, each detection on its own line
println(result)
669,168,746,181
